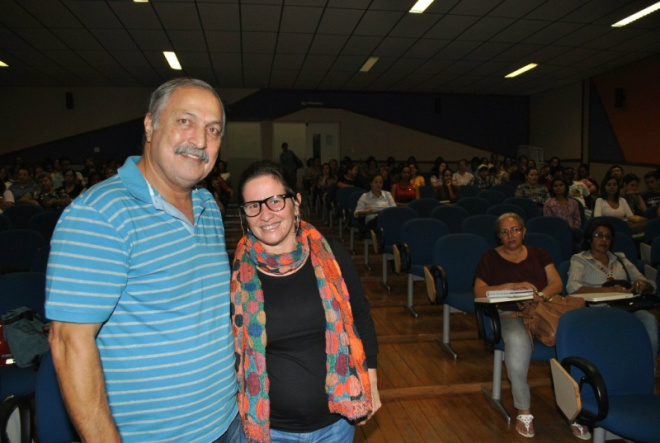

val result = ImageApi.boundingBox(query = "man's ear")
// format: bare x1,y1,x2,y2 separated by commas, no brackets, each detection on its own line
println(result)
144,114,154,142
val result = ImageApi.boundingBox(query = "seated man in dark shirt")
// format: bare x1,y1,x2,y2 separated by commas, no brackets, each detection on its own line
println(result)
642,169,660,217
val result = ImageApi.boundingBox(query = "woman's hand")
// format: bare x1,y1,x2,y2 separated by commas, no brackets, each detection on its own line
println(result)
358,368,381,426
633,279,649,294
509,282,538,292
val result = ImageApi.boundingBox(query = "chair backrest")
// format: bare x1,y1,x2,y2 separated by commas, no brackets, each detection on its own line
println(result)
557,308,655,399
461,214,497,248
456,196,490,216
486,203,527,221
557,260,571,295
457,185,479,198
400,218,449,265
432,233,489,293
28,210,63,243
430,205,470,234
504,197,539,219
0,214,12,231
490,183,515,198
570,197,587,228
3,204,44,230
524,232,563,266
644,217,660,243
0,229,45,273
418,185,435,199
408,198,441,218
377,206,417,247
591,216,632,238
335,187,361,210
526,216,573,261
0,272,47,318
477,190,506,206
651,235,660,267
35,351,79,443
611,232,641,270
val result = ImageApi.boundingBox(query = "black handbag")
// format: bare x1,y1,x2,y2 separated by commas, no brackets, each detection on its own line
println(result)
603,255,660,312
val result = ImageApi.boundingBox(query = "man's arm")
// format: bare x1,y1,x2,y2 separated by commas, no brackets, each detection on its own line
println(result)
49,321,122,443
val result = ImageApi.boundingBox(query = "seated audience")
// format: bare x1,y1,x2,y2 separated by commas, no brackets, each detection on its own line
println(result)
354,174,396,233
621,173,647,216
566,218,659,360
391,165,418,206
379,165,392,191
453,159,474,187
409,162,425,189
0,181,15,214
469,164,495,190
576,163,598,195
543,177,582,230
58,168,84,200
515,167,549,206
429,161,448,187
642,169,660,217
607,164,624,180
9,167,38,201
594,175,646,232
336,163,361,189
473,213,583,439
434,168,458,202
563,167,590,209
20,172,71,211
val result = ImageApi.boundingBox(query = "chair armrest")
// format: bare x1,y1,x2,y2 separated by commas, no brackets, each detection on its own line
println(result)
475,302,502,345
424,265,448,304
560,356,609,424
370,228,384,254
393,242,411,273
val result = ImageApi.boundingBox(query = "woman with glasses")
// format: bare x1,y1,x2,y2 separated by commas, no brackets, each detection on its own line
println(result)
231,160,380,443
474,213,566,439
566,218,658,358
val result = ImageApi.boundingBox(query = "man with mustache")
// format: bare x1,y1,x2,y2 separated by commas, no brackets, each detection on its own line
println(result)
45,78,242,443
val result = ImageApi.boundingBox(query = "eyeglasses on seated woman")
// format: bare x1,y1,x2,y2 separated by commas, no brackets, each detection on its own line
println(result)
231,160,381,443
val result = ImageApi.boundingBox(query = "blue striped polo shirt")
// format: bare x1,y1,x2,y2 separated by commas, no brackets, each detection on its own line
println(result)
45,156,238,443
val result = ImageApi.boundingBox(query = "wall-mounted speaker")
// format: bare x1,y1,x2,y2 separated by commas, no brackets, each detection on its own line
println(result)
65,92,73,110
614,87,625,108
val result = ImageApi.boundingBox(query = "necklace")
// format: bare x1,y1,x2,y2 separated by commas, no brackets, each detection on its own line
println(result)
595,258,615,280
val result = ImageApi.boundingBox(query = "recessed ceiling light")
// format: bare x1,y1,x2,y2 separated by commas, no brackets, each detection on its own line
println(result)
505,63,538,78
359,56,379,72
612,1,660,27
0,60,8,67
409,0,434,13
163,51,182,70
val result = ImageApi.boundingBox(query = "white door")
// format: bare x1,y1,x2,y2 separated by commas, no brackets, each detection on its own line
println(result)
305,123,340,164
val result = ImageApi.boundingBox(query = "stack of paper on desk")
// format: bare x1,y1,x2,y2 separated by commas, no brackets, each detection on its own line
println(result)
486,289,535,298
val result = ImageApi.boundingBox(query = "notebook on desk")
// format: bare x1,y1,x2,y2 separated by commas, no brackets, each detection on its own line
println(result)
570,292,636,303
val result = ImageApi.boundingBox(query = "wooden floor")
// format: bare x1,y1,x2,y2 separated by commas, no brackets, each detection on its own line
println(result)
222,205,660,443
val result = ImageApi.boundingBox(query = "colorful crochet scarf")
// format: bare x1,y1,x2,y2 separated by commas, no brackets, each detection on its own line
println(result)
231,220,372,443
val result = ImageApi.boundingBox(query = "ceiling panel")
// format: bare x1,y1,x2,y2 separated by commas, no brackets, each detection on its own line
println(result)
0,0,658,95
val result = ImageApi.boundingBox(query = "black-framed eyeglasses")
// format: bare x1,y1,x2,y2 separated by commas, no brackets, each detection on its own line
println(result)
241,194,294,217
592,232,613,239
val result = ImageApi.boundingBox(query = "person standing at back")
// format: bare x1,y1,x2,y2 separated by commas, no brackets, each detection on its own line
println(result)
280,142,302,189
45,78,243,443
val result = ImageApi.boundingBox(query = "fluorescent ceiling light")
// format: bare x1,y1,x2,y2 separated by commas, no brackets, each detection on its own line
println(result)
133,0,149,3
612,1,660,27
409,0,434,13
359,56,379,72
0,60,8,67
505,63,538,78
163,51,182,70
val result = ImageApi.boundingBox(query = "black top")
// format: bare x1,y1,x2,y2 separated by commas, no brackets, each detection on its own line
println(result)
259,238,378,432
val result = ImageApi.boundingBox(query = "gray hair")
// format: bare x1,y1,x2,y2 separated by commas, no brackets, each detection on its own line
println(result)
147,78,226,136
496,212,525,230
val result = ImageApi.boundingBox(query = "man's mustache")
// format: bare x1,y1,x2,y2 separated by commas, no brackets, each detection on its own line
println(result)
174,145,209,164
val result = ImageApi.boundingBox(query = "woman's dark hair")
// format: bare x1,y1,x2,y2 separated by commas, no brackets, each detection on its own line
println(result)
237,160,296,206
621,173,640,185
582,218,614,251
525,167,539,177
369,173,383,184
548,177,569,197
599,175,620,200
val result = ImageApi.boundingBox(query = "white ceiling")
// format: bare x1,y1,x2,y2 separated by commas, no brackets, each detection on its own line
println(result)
1,0,659,96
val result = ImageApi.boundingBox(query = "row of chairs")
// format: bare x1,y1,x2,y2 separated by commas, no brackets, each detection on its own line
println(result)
0,204,61,242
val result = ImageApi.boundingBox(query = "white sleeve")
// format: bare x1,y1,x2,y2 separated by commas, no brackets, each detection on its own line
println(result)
594,198,604,217
620,198,633,218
